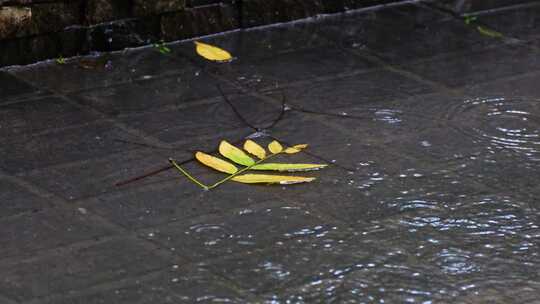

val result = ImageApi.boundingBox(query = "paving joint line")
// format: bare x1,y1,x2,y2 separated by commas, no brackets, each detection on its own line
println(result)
0,91,54,107
0,173,186,268
2,118,113,141
0,234,124,266
8,73,177,152
7,65,197,96
0,174,129,236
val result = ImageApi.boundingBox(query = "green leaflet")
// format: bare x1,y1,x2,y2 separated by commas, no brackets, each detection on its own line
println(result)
231,174,315,184
251,163,328,172
219,140,255,166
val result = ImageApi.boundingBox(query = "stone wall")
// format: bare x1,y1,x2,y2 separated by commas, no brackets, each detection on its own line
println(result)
0,0,400,67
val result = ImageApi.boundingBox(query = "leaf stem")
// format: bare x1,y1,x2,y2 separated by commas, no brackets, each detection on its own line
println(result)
170,152,281,190
169,158,210,190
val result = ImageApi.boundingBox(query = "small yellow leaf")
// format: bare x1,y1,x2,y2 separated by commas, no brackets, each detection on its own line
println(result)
194,41,232,62
284,144,309,154
251,163,327,172
231,174,316,184
195,152,238,174
268,140,283,154
243,140,266,159
219,140,255,166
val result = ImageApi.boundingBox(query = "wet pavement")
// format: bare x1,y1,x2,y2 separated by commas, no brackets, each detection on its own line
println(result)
1,1,540,303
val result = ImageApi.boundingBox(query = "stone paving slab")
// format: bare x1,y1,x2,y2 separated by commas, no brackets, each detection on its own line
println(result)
0,95,102,141
262,68,437,111
0,177,52,219
465,70,540,97
114,92,281,142
18,147,178,201
149,200,331,263
10,49,197,94
0,237,172,302
81,178,284,230
44,265,249,304
402,44,540,89
0,207,115,261
0,121,144,173
315,3,499,64
0,72,42,103
67,72,237,116
1,1,540,303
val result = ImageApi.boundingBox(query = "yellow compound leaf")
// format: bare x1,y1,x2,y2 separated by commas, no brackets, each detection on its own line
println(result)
268,140,283,154
231,174,316,184
194,41,232,62
243,140,266,159
251,163,327,172
284,144,308,154
219,140,255,166
195,152,238,174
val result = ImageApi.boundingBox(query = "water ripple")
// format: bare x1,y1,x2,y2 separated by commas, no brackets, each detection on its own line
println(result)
448,97,540,162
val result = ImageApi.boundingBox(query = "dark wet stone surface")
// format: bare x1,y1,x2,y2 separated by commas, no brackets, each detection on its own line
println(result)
0,237,171,302
314,4,500,64
402,45,540,88
0,121,143,173
12,48,195,94
1,1,540,303
0,95,101,140
0,71,40,102
46,265,248,304
0,177,52,218
0,208,115,261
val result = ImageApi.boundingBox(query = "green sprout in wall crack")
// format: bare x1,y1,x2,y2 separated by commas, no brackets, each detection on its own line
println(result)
463,15,477,25
153,41,171,54
56,55,66,65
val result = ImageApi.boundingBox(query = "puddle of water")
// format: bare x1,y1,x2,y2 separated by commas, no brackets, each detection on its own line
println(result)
245,94,540,302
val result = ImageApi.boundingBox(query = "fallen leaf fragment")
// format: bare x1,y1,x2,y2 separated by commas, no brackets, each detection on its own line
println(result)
219,140,255,166
231,174,316,184
251,163,327,172
476,26,503,38
195,152,238,174
268,140,283,154
244,140,266,159
194,41,232,62
78,55,111,70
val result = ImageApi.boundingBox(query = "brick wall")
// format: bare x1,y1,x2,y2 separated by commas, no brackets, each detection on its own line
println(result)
0,0,400,67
